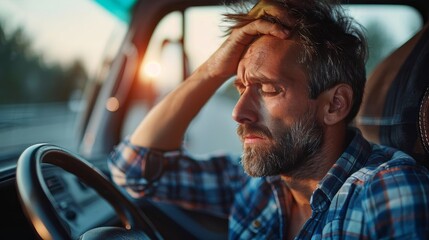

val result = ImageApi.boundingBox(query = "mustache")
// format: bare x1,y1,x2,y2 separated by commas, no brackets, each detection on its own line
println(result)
237,124,273,140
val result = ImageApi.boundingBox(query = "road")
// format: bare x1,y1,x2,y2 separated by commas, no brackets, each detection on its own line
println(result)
0,103,80,157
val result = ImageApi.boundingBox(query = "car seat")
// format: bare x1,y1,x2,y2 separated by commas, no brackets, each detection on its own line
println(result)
355,23,429,168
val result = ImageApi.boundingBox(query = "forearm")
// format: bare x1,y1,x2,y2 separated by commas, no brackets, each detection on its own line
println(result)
108,138,247,216
130,18,289,150
130,63,228,150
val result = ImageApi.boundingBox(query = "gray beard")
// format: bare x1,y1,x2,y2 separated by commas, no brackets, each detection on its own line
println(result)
238,111,323,178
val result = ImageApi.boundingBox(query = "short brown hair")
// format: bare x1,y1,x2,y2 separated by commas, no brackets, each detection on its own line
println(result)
224,0,368,123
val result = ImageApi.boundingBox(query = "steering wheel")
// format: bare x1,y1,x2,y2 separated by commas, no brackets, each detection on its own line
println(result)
16,143,163,240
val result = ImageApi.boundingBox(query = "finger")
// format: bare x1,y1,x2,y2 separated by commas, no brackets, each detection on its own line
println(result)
243,19,290,40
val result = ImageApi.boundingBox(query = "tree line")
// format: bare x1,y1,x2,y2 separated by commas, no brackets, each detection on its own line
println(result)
0,23,89,104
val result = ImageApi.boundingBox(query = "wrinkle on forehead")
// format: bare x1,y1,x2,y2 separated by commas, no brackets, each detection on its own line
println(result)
238,47,269,85
245,49,267,72
244,36,296,67
238,36,306,86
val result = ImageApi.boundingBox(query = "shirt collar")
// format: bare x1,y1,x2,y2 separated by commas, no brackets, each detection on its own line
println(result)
310,128,371,212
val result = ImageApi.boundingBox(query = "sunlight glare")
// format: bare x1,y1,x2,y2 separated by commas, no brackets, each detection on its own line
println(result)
143,61,162,79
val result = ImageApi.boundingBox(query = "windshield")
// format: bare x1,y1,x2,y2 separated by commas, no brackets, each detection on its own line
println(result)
0,0,127,159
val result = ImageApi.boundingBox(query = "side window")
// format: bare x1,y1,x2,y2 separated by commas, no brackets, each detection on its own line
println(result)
122,4,423,156
121,11,185,139
184,7,241,155
344,5,423,74
121,7,242,156
0,0,126,158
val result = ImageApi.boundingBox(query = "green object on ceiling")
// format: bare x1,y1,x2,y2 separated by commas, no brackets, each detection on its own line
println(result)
94,0,137,23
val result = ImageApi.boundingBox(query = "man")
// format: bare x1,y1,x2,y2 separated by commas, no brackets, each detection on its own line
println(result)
108,0,429,238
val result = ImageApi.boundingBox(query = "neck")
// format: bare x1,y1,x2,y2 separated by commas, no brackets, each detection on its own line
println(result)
280,176,318,206
280,125,348,205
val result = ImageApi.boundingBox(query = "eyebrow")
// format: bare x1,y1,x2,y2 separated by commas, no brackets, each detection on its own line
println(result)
234,75,279,87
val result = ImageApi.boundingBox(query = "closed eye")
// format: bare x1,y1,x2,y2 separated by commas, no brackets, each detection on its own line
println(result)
258,83,282,96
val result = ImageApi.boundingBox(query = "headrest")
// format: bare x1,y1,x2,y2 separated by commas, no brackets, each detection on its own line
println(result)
356,23,429,166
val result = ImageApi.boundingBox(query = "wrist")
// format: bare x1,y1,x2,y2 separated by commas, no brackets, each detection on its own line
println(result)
196,60,233,85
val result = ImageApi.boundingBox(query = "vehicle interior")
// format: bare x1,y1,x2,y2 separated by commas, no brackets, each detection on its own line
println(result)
0,0,428,239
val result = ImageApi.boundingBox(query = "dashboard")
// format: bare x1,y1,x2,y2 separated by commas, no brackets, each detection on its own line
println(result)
0,160,117,239
0,155,228,240
43,165,117,238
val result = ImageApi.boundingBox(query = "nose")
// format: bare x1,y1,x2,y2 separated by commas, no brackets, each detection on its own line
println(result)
232,89,259,124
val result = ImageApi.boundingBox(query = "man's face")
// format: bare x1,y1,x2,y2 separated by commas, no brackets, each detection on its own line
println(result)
233,36,324,177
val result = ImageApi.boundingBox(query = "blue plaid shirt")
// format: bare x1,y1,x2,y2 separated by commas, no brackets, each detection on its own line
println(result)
108,129,429,239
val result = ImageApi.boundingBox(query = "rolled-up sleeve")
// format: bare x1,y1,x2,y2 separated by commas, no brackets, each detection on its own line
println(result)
108,137,248,216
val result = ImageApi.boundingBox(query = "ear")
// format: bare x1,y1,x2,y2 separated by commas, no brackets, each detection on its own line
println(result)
321,84,353,126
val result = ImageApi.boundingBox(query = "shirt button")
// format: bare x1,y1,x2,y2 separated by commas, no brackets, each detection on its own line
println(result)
252,220,261,228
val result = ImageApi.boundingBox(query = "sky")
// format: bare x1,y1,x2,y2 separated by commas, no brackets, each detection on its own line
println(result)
0,0,127,76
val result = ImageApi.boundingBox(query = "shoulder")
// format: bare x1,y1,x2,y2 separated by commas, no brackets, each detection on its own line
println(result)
344,143,429,208
351,143,429,206
355,144,429,238
353,143,429,183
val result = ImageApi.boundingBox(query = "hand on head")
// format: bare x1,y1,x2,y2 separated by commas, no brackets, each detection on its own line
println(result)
204,1,292,81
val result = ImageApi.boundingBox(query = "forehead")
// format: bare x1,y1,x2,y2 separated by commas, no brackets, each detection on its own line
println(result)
238,36,306,84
